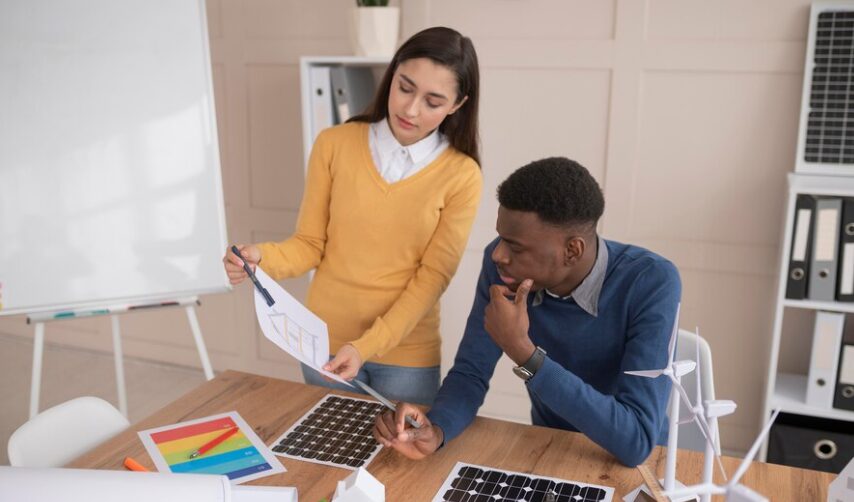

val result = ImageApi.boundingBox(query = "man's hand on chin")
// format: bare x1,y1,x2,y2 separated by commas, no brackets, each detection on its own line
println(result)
484,278,536,365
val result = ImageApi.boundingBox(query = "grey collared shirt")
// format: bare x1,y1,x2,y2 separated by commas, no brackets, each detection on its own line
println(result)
531,235,608,317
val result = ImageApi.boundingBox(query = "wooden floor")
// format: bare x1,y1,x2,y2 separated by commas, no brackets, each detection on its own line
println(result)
0,332,206,465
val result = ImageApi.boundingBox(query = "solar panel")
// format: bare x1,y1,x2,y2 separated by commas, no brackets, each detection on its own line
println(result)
270,394,384,470
432,462,615,502
805,10,854,164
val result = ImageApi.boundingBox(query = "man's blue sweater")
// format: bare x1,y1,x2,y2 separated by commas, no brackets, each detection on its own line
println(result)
427,237,681,467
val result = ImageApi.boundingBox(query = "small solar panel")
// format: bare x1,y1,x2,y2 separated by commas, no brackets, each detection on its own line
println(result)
805,10,854,165
432,462,614,502
270,394,384,470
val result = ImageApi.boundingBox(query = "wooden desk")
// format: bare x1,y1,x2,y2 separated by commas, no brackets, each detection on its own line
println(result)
68,370,833,501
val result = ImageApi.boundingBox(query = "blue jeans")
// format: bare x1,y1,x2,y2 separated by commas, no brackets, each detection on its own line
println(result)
301,358,440,406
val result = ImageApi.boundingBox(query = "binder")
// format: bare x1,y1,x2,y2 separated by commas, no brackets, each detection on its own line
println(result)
834,325,854,411
786,194,816,300
809,198,843,301
309,66,334,141
330,66,376,124
806,311,845,409
837,198,854,301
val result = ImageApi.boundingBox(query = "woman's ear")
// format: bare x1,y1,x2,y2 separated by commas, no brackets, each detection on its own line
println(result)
448,95,469,115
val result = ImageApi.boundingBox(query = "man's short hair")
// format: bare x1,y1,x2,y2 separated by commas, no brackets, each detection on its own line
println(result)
497,157,604,230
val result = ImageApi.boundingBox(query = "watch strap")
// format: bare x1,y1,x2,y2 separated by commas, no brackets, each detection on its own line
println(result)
514,346,546,381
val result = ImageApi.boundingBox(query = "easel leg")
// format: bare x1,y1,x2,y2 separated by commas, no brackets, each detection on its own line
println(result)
29,322,45,419
186,305,214,380
110,315,128,417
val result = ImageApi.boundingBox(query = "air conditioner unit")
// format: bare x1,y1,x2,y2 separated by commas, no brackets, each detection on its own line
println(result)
796,1,854,175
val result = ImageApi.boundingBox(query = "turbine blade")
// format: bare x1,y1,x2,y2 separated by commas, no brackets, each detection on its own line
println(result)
730,409,781,487
671,377,722,461
692,413,715,451
672,378,698,416
698,412,721,456
711,418,729,483
625,369,665,378
667,303,682,364
691,411,729,481
716,448,728,483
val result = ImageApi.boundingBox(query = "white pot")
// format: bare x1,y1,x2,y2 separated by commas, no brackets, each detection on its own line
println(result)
350,6,400,57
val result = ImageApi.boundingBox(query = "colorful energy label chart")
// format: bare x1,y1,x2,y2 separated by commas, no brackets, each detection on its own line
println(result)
138,411,285,484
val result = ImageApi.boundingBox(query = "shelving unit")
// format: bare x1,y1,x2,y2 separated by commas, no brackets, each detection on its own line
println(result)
761,172,854,462
298,56,390,168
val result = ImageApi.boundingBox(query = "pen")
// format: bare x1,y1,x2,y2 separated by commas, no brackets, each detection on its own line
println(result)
53,308,110,319
354,380,421,429
231,245,275,307
128,302,179,310
123,456,150,472
189,426,240,459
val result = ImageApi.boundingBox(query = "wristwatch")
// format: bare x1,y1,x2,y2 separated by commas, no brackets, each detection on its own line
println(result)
512,346,546,382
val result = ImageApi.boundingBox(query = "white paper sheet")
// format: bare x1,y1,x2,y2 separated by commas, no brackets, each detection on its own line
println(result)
137,411,286,485
253,267,353,387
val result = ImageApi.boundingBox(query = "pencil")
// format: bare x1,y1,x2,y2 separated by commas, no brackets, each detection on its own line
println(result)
189,426,240,459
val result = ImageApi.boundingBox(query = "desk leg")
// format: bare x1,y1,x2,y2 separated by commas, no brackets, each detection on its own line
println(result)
111,315,128,417
29,322,45,419
186,305,214,380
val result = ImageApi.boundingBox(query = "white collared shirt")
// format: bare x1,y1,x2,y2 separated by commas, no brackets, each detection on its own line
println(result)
369,119,449,183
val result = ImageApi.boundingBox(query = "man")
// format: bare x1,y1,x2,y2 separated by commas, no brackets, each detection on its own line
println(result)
373,157,681,467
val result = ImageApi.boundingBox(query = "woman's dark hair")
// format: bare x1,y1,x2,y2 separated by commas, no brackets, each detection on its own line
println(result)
497,157,605,232
349,26,480,166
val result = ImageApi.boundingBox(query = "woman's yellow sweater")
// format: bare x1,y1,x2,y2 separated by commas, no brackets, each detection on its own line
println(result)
257,122,482,367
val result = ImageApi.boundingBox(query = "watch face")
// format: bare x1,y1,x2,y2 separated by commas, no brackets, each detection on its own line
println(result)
513,366,533,380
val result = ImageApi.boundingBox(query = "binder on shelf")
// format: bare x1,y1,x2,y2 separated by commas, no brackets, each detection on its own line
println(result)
834,325,854,411
838,198,854,301
330,66,376,124
809,198,843,302
807,311,845,409
787,194,816,300
309,66,334,141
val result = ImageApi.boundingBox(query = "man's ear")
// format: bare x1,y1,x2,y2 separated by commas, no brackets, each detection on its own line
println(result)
564,236,585,265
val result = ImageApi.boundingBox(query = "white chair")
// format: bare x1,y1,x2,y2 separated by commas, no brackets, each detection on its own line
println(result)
7,396,129,467
673,329,718,453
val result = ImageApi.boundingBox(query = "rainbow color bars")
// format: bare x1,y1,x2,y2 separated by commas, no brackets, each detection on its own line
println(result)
138,411,285,484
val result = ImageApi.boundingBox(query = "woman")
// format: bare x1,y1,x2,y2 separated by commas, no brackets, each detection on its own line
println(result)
224,26,481,405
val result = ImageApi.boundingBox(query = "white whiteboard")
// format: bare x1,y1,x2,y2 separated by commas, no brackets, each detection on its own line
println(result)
0,0,230,316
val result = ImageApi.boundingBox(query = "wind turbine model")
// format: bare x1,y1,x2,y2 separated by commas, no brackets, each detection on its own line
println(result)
664,409,781,502
683,328,737,502
622,307,724,502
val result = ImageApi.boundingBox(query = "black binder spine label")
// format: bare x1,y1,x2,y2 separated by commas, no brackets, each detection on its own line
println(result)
838,198,854,301
787,194,815,300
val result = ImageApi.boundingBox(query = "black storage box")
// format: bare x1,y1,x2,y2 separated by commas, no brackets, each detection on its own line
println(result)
766,412,854,474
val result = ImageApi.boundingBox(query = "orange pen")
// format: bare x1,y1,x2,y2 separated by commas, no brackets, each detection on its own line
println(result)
123,456,150,472
189,426,240,459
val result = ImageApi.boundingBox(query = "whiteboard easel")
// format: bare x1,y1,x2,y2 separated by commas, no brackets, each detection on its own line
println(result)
25,297,214,419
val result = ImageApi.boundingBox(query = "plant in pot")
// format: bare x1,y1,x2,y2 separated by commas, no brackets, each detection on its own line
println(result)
351,0,399,57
